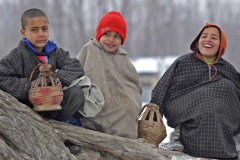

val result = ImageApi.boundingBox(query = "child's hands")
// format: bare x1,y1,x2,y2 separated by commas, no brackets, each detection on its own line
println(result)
31,79,39,88
54,78,62,86
30,78,61,88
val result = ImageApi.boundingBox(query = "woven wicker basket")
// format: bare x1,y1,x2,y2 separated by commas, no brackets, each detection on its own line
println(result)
29,64,63,111
138,103,167,147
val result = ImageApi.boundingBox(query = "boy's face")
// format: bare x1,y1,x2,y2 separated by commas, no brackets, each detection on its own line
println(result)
99,31,121,55
198,27,220,57
20,17,49,52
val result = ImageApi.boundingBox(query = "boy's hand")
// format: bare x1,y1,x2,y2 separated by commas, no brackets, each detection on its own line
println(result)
30,78,61,87
31,79,38,88
54,78,62,86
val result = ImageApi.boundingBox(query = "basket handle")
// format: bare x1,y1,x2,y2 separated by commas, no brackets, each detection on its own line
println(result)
29,64,42,81
29,64,56,88
139,103,164,124
139,103,159,116
139,104,148,116
39,65,55,87
150,106,163,123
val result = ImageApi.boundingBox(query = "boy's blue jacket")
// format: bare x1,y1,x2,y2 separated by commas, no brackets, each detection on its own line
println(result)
22,38,57,54
0,40,84,100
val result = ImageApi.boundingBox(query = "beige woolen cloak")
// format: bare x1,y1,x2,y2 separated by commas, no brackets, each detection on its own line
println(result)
77,39,142,139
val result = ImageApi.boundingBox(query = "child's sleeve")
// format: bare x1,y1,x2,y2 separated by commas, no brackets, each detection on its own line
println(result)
136,74,142,94
132,66,142,94
150,61,178,115
77,45,88,69
54,48,85,87
0,58,31,100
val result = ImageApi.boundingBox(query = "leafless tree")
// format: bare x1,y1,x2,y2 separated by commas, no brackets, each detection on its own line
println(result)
0,0,240,70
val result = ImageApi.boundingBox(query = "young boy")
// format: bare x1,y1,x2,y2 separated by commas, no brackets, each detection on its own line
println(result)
0,8,85,126
77,11,142,139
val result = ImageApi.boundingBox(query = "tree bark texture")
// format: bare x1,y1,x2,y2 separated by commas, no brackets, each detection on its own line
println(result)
1,90,239,160
0,90,76,160
49,120,174,160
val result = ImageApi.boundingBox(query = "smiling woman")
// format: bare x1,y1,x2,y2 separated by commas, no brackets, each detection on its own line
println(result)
199,27,220,58
150,23,240,159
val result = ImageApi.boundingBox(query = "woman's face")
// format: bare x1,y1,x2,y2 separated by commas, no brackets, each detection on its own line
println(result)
198,27,220,57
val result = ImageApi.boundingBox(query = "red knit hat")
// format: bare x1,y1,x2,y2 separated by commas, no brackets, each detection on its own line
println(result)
96,11,127,45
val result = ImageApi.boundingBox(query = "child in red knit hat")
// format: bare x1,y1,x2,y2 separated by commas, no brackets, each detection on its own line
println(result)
77,11,142,139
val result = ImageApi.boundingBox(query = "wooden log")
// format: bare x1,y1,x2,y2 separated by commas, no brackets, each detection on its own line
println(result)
49,120,171,160
1,89,236,160
0,90,75,160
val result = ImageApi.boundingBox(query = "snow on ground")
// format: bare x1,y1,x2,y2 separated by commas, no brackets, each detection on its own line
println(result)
161,117,174,143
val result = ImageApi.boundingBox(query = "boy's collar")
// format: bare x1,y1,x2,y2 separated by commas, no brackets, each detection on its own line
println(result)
22,38,57,54
91,38,128,55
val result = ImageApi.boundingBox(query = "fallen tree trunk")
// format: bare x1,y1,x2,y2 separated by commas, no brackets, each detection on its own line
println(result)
1,90,239,160
0,90,75,160
49,120,171,160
